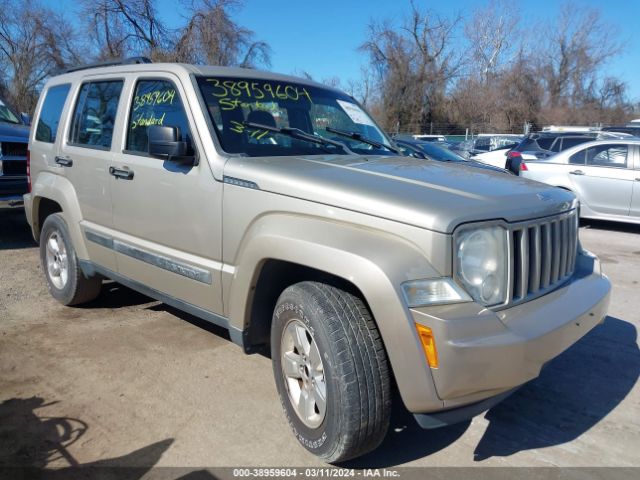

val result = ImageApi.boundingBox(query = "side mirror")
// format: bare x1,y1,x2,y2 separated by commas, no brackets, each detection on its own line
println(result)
148,125,195,164
20,113,31,126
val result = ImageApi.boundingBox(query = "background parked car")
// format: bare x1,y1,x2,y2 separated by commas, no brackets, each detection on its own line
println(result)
0,97,30,208
505,131,600,174
518,139,640,224
448,135,521,168
395,138,509,174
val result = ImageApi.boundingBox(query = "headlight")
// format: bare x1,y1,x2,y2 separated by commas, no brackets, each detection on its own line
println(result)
455,226,508,306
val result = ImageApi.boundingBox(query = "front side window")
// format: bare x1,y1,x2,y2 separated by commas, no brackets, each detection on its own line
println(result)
197,76,394,157
69,81,123,149
586,144,628,168
126,79,192,154
35,84,71,143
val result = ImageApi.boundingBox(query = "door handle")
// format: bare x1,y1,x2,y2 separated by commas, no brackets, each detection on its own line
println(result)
55,156,73,167
569,170,585,175
109,166,134,180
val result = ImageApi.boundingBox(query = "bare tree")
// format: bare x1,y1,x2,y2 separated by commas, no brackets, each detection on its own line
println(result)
538,2,622,108
0,0,82,113
174,0,270,67
360,1,462,132
464,0,519,82
82,0,169,60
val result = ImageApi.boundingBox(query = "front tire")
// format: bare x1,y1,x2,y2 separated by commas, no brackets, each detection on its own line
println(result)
271,282,391,462
40,213,102,306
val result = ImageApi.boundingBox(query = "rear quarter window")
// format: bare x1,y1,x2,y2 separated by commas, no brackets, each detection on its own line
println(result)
35,84,71,143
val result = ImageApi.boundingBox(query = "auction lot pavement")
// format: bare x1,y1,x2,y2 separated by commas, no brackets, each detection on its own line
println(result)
0,209,638,471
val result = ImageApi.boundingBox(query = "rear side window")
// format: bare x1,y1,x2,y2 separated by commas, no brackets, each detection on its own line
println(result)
35,84,71,143
586,144,628,168
69,81,124,149
126,79,192,154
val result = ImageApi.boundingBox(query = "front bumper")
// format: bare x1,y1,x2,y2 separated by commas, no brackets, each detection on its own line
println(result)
408,250,610,414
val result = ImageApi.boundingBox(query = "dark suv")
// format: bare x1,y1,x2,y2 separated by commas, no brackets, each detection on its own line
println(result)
0,98,30,208
505,131,597,174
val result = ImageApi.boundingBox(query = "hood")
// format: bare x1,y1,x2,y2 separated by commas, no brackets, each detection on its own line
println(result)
0,122,29,142
224,155,576,233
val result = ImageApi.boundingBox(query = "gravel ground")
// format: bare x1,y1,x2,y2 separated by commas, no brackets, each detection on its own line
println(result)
0,208,638,473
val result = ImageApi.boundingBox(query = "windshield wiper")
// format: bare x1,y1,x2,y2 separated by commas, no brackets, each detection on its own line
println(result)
325,126,400,154
243,122,352,154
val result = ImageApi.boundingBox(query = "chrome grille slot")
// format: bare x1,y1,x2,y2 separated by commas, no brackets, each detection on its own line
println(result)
508,209,578,307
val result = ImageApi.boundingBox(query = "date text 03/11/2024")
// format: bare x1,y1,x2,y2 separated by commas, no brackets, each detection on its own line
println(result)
232,468,400,478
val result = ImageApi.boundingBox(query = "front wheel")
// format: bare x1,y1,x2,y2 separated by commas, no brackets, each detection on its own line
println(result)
271,282,391,462
40,213,102,306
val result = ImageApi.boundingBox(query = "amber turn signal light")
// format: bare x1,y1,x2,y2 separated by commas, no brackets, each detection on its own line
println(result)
415,324,438,368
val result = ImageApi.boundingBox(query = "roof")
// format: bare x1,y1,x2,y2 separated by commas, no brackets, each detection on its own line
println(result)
46,61,344,95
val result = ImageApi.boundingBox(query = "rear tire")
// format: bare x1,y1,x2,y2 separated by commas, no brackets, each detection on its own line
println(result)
40,213,102,306
271,281,391,462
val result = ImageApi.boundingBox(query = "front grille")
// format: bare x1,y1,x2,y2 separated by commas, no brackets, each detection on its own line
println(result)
1,142,28,158
0,159,27,176
509,209,578,306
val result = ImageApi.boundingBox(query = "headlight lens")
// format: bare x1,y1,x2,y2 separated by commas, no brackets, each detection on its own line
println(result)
455,226,508,306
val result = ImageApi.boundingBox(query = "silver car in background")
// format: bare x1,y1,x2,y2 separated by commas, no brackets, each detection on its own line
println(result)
520,139,640,224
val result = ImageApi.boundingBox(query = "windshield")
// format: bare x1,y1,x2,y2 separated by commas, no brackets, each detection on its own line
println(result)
197,76,394,157
415,142,466,162
0,99,20,124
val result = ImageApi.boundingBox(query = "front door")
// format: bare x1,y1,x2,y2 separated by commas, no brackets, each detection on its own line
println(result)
109,75,224,315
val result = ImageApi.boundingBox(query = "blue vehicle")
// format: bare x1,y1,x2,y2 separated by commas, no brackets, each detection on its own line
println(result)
0,98,30,208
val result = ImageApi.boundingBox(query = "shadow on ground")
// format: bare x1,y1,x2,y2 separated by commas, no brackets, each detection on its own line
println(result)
341,391,470,468
84,281,158,309
580,218,640,235
0,210,35,250
473,316,639,461
344,316,638,467
0,396,173,479
147,303,231,342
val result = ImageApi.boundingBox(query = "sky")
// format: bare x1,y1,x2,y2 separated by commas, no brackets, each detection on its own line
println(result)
43,0,640,101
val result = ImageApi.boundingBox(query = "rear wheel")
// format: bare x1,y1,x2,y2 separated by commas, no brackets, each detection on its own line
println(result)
271,281,391,462
40,213,102,306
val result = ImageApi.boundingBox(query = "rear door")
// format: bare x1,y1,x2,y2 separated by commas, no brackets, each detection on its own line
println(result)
109,74,224,315
58,79,125,271
567,143,633,216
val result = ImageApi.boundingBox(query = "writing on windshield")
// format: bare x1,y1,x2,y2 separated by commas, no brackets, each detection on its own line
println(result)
197,76,393,157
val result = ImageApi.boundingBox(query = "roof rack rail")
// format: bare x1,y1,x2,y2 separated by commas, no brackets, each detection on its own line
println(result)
61,57,153,74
